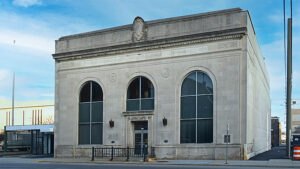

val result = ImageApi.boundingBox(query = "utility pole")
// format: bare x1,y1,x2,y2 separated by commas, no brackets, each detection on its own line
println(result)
286,18,292,158
12,72,15,126
23,110,25,126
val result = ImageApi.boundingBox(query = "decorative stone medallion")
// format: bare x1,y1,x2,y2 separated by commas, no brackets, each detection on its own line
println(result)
161,67,170,78
110,72,117,83
132,17,146,42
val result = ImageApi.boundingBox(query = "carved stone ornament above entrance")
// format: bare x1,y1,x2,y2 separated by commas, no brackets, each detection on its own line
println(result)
123,111,154,116
132,17,146,42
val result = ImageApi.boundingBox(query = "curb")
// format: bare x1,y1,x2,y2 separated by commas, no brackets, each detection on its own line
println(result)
35,159,300,168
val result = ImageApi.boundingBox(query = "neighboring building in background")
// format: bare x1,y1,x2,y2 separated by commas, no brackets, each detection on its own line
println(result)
271,116,281,147
3,124,54,155
292,109,300,146
281,132,286,145
292,109,300,135
0,105,54,134
53,8,271,160
0,105,54,154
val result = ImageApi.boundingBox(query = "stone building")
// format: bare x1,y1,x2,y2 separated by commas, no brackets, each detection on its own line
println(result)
52,8,271,160
271,116,281,147
292,109,300,135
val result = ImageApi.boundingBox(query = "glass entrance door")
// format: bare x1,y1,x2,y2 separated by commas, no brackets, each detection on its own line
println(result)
133,121,148,155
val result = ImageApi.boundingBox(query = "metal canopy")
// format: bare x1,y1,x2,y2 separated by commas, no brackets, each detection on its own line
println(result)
5,124,54,132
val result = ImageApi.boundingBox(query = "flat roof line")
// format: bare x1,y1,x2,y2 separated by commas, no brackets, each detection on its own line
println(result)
0,105,54,110
5,124,54,132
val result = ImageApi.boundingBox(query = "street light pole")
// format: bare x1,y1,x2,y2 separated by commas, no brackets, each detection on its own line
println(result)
12,72,15,126
286,18,292,158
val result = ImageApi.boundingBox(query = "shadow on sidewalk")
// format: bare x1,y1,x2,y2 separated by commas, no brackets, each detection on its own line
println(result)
249,146,289,160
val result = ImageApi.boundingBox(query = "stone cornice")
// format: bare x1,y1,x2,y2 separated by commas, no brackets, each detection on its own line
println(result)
53,28,246,62
58,8,242,41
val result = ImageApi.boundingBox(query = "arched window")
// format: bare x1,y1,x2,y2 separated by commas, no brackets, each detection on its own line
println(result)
127,76,154,111
180,71,213,143
79,81,103,144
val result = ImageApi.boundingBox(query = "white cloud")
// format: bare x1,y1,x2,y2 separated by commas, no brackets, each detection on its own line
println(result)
0,9,100,54
0,10,55,53
12,0,42,8
0,29,54,53
269,72,285,91
268,8,300,28
0,98,54,108
0,69,13,90
262,39,284,59
41,93,54,97
262,39,285,90
0,8,98,103
0,98,12,108
17,88,53,101
268,11,282,24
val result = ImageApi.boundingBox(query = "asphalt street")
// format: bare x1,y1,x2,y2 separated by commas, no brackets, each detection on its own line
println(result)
0,160,295,169
0,163,295,169
0,147,298,169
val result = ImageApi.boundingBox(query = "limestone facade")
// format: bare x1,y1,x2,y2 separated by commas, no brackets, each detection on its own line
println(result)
53,8,271,160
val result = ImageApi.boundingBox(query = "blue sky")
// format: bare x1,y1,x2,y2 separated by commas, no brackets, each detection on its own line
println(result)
0,0,299,127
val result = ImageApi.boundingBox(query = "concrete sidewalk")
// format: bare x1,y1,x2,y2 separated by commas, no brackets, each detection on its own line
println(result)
159,159,300,168
37,158,300,168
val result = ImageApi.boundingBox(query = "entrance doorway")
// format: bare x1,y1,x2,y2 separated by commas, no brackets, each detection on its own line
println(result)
133,121,148,155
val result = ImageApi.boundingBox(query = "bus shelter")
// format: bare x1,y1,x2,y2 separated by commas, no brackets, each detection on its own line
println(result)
3,124,54,155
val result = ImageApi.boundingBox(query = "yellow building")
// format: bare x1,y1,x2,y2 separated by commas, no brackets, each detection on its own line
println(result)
0,105,54,133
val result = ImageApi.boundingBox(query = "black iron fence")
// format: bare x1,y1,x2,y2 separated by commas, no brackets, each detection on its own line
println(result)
92,146,155,161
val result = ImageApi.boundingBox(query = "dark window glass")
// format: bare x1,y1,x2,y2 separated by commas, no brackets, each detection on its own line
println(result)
141,98,154,110
127,78,140,99
204,74,213,94
79,103,90,123
197,95,213,118
181,72,196,96
197,119,213,143
92,82,103,101
197,72,205,94
180,120,196,143
79,124,90,144
134,121,148,130
91,123,102,144
92,102,103,122
197,72,213,94
127,76,154,111
80,82,91,102
79,81,103,145
127,100,139,111
181,96,196,119
180,71,213,144
141,77,154,98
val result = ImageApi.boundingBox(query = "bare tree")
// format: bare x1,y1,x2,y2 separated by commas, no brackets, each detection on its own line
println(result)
42,115,54,124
